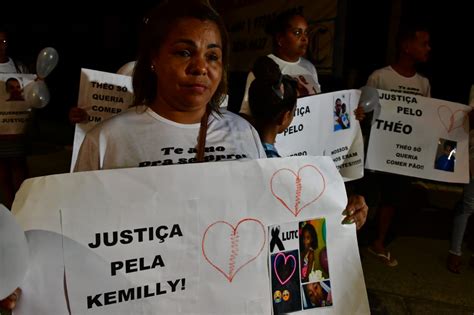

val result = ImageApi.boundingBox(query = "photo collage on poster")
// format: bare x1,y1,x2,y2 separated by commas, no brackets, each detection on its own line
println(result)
269,218,332,314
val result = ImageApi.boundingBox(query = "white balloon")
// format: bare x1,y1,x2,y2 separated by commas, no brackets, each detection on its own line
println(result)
24,80,50,108
0,204,29,300
359,86,379,113
36,47,59,79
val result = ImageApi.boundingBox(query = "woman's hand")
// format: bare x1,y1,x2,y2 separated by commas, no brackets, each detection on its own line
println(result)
69,107,89,124
341,194,368,230
0,288,21,311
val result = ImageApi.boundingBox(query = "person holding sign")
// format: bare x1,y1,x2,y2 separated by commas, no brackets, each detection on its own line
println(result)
239,11,321,119
74,1,265,171
240,11,364,122
2,1,266,310
0,28,30,209
366,23,431,266
248,56,368,230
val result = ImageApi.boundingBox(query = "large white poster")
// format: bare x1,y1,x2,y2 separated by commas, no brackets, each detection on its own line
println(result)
276,91,364,182
13,157,369,314
70,69,133,171
366,90,471,183
0,74,36,135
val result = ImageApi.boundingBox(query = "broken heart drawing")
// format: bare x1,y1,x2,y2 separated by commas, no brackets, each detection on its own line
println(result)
270,165,326,217
202,218,266,282
437,105,468,133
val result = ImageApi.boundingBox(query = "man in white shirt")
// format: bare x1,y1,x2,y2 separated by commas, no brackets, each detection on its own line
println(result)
366,23,432,267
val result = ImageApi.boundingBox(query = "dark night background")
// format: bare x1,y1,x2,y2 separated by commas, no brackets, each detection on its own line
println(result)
1,0,472,144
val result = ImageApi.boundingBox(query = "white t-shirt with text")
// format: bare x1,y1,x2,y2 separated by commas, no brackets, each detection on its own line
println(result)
240,54,321,116
74,106,266,171
367,66,431,97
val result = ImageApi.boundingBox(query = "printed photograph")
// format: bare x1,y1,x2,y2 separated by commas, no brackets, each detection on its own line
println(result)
333,94,350,131
302,280,332,309
270,249,302,314
293,74,320,97
434,138,456,172
4,77,25,101
299,219,329,283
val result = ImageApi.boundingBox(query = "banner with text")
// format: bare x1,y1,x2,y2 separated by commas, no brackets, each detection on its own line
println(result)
366,90,470,183
0,74,36,135
13,157,369,314
276,90,365,182
71,69,133,170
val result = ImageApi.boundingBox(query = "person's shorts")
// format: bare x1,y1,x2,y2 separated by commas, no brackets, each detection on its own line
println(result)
362,171,410,208
0,136,28,158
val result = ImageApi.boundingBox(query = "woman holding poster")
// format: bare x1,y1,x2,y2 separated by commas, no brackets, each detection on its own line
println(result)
240,11,321,119
239,11,364,124
0,28,31,210
1,1,368,311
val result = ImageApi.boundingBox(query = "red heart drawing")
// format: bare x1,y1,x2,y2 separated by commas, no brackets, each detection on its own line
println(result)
437,105,468,133
273,252,297,285
202,218,266,282
270,164,326,217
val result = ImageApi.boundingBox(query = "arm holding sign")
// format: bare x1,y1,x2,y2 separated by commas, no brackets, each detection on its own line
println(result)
68,106,89,124
342,194,368,230
0,288,21,311
354,105,366,121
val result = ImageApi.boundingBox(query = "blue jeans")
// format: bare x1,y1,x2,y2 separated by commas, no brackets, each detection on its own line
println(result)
449,179,474,256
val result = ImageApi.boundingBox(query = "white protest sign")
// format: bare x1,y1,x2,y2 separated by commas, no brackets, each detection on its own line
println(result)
71,69,133,171
276,90,365,182
365,90,470,183
0,74,36,135
13,157,369,314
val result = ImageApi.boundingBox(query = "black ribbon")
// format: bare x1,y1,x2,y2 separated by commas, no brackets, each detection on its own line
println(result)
270,226,285,252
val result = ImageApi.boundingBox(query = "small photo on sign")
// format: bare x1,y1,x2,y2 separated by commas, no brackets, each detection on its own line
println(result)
302,280,332,309
333,94,350,132
4,77,25,102
271,249,302,314
299,219,329,283
434,138,456,172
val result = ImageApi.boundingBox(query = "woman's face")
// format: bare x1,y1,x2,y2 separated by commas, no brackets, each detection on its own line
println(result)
277,16,309,60
152,18,223,113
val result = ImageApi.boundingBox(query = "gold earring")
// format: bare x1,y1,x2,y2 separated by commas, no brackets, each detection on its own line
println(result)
151,64,155,71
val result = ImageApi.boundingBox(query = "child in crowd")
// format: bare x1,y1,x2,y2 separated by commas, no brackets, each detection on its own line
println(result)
247,56,298,158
